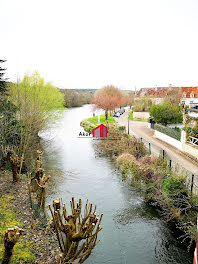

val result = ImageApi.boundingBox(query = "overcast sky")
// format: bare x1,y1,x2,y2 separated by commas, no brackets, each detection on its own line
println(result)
1,0,198,90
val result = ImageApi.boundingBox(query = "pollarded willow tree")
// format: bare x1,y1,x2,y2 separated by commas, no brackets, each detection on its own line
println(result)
9,71,65,158
49,197,103,263
91,85,124,120
0,59,7,94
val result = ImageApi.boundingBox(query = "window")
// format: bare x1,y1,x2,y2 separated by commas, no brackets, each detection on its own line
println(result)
183,93,186,97
190,93,194,98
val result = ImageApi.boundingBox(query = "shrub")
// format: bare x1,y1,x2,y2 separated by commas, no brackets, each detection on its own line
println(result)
155,124,181,140
133,98,153,112
116,153,137,166
116,153,142,181
150,104,183,125
118,125,126,131
84,125,95,133
162,175,187,196
96,126,146,158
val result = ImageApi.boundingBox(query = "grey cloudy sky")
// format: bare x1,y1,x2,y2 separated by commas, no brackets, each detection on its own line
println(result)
1,0,198,90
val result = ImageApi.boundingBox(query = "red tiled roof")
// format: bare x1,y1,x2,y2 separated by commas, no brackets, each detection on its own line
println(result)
137,86,198,98
181,87,198,98
137,87,170,97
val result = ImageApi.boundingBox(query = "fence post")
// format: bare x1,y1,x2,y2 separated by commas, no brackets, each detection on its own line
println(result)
162,150,165,160
169,160,172,172
191,174,194,195
149,143,151,154
181,130,187,151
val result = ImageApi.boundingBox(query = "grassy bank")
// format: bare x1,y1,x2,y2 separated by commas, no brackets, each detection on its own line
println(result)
0,193,35,263
87,114,115,123
0,171,59,263
129,111,133,120
80,114,116,133
116,153,197,247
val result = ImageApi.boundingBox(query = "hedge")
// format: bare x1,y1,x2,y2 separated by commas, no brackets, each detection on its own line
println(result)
155,124,181,141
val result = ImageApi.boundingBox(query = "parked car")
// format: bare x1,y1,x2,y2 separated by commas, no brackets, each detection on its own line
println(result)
113,112,120,117
118,108,125,115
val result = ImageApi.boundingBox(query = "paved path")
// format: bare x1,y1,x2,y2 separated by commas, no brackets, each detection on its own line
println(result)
116,112,198,178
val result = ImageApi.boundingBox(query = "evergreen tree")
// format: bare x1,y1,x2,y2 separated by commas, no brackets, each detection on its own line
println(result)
0,60,21,163
0,59,7,94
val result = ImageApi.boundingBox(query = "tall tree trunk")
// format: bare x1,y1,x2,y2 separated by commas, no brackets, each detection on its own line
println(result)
105,110,108,120
11,163,19,182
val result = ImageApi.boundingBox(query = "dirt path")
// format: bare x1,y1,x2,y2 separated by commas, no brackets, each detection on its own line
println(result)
116,112,198,178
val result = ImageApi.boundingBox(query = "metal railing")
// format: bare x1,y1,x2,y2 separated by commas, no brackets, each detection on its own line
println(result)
188,136,198,146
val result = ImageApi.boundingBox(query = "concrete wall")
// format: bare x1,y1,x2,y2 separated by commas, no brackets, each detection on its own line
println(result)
183,143,198,160
154,130,183,151
188,112,198,118
154,129,198,160
133,112,150,120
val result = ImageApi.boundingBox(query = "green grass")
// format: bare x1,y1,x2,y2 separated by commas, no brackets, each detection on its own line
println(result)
87,114,115,123
129,111,133,120
0,194,36,263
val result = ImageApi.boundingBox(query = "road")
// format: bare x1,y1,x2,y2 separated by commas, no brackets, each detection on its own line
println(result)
116,112,198,180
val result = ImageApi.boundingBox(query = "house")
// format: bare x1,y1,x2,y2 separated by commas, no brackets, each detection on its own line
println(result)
136,86,198,107
136,87,171,104
181,87,198,107
181,87,198,127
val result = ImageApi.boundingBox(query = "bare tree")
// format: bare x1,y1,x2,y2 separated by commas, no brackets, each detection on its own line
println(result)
91,85,123,120
163,88,182,106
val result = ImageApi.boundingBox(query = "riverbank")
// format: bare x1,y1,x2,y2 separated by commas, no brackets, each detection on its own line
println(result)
116,153,197,247
0,171,60,263
81,117,197,247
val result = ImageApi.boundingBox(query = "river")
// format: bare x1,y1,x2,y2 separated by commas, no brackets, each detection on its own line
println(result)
40,105,193,264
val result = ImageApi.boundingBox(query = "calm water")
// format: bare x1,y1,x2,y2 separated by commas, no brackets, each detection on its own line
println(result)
40,105,193,264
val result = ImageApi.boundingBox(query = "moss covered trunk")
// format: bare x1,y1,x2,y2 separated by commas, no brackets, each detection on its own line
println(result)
2,241,14,264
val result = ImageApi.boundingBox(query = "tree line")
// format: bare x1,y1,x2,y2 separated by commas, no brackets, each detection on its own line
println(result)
61,89,93,108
